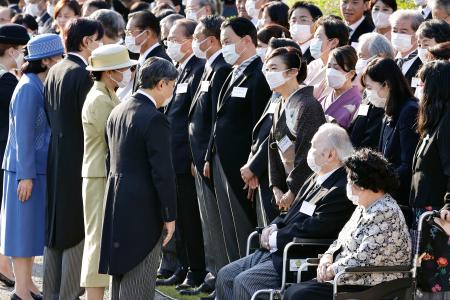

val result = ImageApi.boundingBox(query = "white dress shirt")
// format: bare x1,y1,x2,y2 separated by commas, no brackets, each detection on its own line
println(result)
300,39,313,55
67,52,88,66
347,16,365,38
206,49,222,68
139,42,160,65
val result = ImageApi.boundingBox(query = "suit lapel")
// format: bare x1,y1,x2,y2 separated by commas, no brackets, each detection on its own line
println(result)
189,63,214,115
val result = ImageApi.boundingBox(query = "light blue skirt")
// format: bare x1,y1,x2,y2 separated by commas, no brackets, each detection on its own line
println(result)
0,170,45,257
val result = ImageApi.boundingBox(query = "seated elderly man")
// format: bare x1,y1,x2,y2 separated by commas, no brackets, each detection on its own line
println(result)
350,32,395,149
284,148,412,300
215,124,356,300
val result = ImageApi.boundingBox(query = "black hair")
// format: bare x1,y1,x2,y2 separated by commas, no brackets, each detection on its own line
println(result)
198,15,224,41
91,70,103,81
361,58,414,117
65,18,104,52
428,41,450,60
314,16,349,47
11,13,38,31
21,59,47,74
139,57,178,89
83,0,111,11
266,46,307,83
128,10,161,37
370,0,397,12
345,148,399,194
417,19,450,43
155,8,175,21
263,2,289,29
257,24,291,45
221,17,257,47
174,18,197,38
289,1,323,21
330,45,357,80
268,37,301,50
129,1,150,14
417,60,450,137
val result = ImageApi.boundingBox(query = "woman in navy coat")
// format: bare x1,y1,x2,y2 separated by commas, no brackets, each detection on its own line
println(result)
1,34,64,300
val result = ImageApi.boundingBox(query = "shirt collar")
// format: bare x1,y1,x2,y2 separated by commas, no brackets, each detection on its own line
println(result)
67,52,88,66
139,42,160,65
179,53,195,71
316,167,340,186
207,49,221,67
235,54,258,69
348,16,365,36
137,89,157,107
300,39,313,54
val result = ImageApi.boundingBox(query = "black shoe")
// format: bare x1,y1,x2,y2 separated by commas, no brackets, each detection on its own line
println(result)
200,290,216,300
157,268,174,279
179,282,215,295
30,292,43,300
0,272,15,287
156,274,184,286
10,294,21,300
176,277,201,291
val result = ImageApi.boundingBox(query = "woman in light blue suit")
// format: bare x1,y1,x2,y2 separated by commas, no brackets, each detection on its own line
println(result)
1,34,64,300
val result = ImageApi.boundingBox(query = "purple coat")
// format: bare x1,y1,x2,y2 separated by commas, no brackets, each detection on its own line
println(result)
319,85,362,128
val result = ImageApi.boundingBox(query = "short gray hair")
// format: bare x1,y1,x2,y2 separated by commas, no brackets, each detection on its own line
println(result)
359,32,395,59
89,9,125,41
198,0,216,14
315,123,354,162
139,57,178,90
389,9,424,31
429,0,450,15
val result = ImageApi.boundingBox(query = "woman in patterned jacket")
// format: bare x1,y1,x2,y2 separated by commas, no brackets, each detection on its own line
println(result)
284,148,412,300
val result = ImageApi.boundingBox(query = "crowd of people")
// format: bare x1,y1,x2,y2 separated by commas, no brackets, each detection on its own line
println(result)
0,0,450,298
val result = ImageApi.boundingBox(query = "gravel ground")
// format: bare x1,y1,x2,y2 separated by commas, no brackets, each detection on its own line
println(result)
0,257,170,300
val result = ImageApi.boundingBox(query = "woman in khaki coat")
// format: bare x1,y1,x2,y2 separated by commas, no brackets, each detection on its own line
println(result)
82,44,137,300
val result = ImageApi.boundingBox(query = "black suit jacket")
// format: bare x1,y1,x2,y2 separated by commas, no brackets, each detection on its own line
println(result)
269,87,326,195
37,12,54,34
100,92,177,275
410,109,450,210
165,55,205,175
303,47,314,65
349,98,385,149
379,99,419,206
44,54,93,249
404,57,422,87
0,72,18,144
209,57,272,222
188,54,231,175
349,17,375,44
132,44,171,92
270,167,355,275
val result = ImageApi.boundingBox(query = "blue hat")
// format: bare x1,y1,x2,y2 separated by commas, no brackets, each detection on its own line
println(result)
25,33,65,61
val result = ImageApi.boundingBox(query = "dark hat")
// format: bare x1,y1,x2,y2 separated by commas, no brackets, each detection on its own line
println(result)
0,24,30,45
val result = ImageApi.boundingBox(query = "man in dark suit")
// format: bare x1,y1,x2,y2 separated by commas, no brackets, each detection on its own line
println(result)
99,57,178,300
27,0,53,34
215,124,356,300
390,10,424,86
179,15,232,297
124,10,170,92
156,19,207,290
340,0,374,45
44,18,104,299
206,17,272,280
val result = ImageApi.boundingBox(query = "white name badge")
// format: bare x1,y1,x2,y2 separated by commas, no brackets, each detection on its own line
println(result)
411,77,419,88
200,81,210,92
299,201,316,216
267,102,277,114
278,135,293,153
176,83,188,94
357,104,370,116
231,86,248,98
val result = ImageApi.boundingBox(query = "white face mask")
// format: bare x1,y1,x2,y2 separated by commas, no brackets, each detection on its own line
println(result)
12,49,24,69
125,30,146,54
222,42,242,65
346,183,360,205
366,88,386,108
290,24,312,44
307,149,322,174
166,40,186,62
186,11,197,21
391,32,413,53
326,68,348,89
355,58,369,75
256,47,267,60
47,4,54,16
245,0,259,19
192,38,210,59
264,70,289,90
418,47,429,62
110,69,132,88
309,38,322,59
372,11,391,29
28,3,41,16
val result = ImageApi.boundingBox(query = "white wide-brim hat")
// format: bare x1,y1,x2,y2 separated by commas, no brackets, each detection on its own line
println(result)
86,44,138,71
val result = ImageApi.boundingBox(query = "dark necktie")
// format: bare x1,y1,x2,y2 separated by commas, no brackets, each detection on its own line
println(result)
396,49,418,71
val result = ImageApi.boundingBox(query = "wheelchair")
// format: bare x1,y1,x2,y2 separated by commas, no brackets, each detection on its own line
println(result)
249,210,438,300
